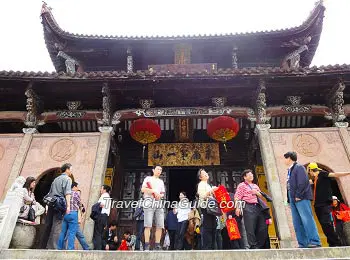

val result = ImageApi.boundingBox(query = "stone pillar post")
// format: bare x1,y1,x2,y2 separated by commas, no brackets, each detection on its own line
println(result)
83,126,113,247
256,124,293,248
0,178,25,249
335,122,350,204
1,128,36,202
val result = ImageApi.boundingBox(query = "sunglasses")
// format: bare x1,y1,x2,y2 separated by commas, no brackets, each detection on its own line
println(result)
311,169,319,172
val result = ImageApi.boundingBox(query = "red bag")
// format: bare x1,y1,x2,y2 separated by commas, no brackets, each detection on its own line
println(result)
118,240,128,250
336,210,350,222
226,218,241,240
213,185,234,213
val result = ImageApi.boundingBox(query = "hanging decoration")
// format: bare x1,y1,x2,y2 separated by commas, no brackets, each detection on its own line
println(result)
130,119,161,158
207,116,239,152
226,218,241,240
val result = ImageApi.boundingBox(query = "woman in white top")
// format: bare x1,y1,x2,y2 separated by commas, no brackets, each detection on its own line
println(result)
18,176,45,223
197,168,217,250
175,191,191,250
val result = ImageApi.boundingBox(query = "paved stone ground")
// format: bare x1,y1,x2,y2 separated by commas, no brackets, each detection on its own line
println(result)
1,248,350,260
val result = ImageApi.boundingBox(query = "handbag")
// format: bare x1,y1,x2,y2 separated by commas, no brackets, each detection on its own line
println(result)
246,182,271,217
43,194,57,207
19,205,25,214
27,205,36,222
206,197,222,216
260,191,273,202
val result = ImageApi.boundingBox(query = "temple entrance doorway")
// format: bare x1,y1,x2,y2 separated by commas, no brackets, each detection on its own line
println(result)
32,167,75,249
168,168,198,203
34,168,75,205
34,168,61,205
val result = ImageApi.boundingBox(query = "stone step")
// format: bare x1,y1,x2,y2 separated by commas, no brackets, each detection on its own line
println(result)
1,248,350,260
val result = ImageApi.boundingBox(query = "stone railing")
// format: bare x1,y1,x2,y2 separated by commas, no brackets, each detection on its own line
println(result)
0,177,25,249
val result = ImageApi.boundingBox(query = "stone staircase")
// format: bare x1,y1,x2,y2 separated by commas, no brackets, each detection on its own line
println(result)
0,248,350,260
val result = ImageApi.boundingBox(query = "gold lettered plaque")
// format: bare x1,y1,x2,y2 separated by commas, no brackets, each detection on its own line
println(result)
104,168,114,187
148,143,220,166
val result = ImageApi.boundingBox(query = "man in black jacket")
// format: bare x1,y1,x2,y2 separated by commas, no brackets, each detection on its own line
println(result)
284,152,321,248
102,220,119,250
308,162,350,247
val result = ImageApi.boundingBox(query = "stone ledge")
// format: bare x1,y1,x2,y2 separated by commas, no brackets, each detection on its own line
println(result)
1,248,350,260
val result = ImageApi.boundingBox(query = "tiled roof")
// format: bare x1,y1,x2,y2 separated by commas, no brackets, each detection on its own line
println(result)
41,1,325,40
1,64,350,80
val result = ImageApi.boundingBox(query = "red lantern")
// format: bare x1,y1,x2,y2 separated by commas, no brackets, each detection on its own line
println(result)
207,116,239,151
130,119,161,158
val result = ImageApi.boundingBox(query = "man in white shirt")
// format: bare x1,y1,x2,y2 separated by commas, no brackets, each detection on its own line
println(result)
92,185,111,250
141,165,165,250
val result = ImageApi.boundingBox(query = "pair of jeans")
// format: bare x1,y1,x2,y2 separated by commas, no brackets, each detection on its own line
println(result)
201,208,216,250
201,228,216,250
214,229,223,249
92,213,108,250
315,205,341,247
243,204,267,249
57,211,79,250
289,195,321,248
168,230,177,250
175,220,189,250
64,226,90,250
135,220,144,250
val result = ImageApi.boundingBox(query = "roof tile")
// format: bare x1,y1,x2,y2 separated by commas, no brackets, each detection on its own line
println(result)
1,64,350,80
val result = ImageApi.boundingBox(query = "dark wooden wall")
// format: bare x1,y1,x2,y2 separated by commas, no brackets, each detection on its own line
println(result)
113,122,254,232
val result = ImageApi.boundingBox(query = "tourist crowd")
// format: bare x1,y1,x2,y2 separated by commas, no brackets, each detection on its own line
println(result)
16,151,350,250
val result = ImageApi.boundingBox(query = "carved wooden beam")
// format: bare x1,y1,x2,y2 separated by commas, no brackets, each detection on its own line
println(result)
139,99,154,109
232,46,238,69
326,80,346,125
24,83,44,129
40,111,101,122
212,97,227,108
57,51,79,73
127,46,133,73
251,79,270,124
0,111,26,121
281,37,311,69
111,106,251,124
266,105,330,117
98,83,112,126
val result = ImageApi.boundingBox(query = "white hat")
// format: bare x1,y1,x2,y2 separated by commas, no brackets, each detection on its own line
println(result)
332,196,339,200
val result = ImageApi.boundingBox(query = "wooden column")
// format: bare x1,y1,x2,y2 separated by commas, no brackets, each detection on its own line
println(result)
256,124,293,248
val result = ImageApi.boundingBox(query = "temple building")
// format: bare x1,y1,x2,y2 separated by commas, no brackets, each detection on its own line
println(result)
1,0,350,248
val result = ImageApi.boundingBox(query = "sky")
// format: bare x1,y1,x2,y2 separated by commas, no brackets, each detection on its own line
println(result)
0,0,349,72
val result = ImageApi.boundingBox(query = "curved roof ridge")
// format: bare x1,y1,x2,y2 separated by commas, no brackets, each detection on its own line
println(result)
40,1,325,40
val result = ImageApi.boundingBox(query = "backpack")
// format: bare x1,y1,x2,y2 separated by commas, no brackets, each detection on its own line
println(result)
90,202,101,221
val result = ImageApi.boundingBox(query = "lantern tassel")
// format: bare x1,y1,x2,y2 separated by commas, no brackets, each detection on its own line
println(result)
142,145,146,159
223,136,227,152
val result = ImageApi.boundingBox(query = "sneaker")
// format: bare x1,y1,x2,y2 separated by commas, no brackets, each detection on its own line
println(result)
144,244,150,251
154,245,162,251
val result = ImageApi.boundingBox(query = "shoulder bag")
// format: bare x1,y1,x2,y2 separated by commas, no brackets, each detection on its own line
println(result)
206,196,222,216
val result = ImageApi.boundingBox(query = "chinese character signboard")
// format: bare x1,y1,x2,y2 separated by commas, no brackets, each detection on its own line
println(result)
104,168,114,187
148,143,220,166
